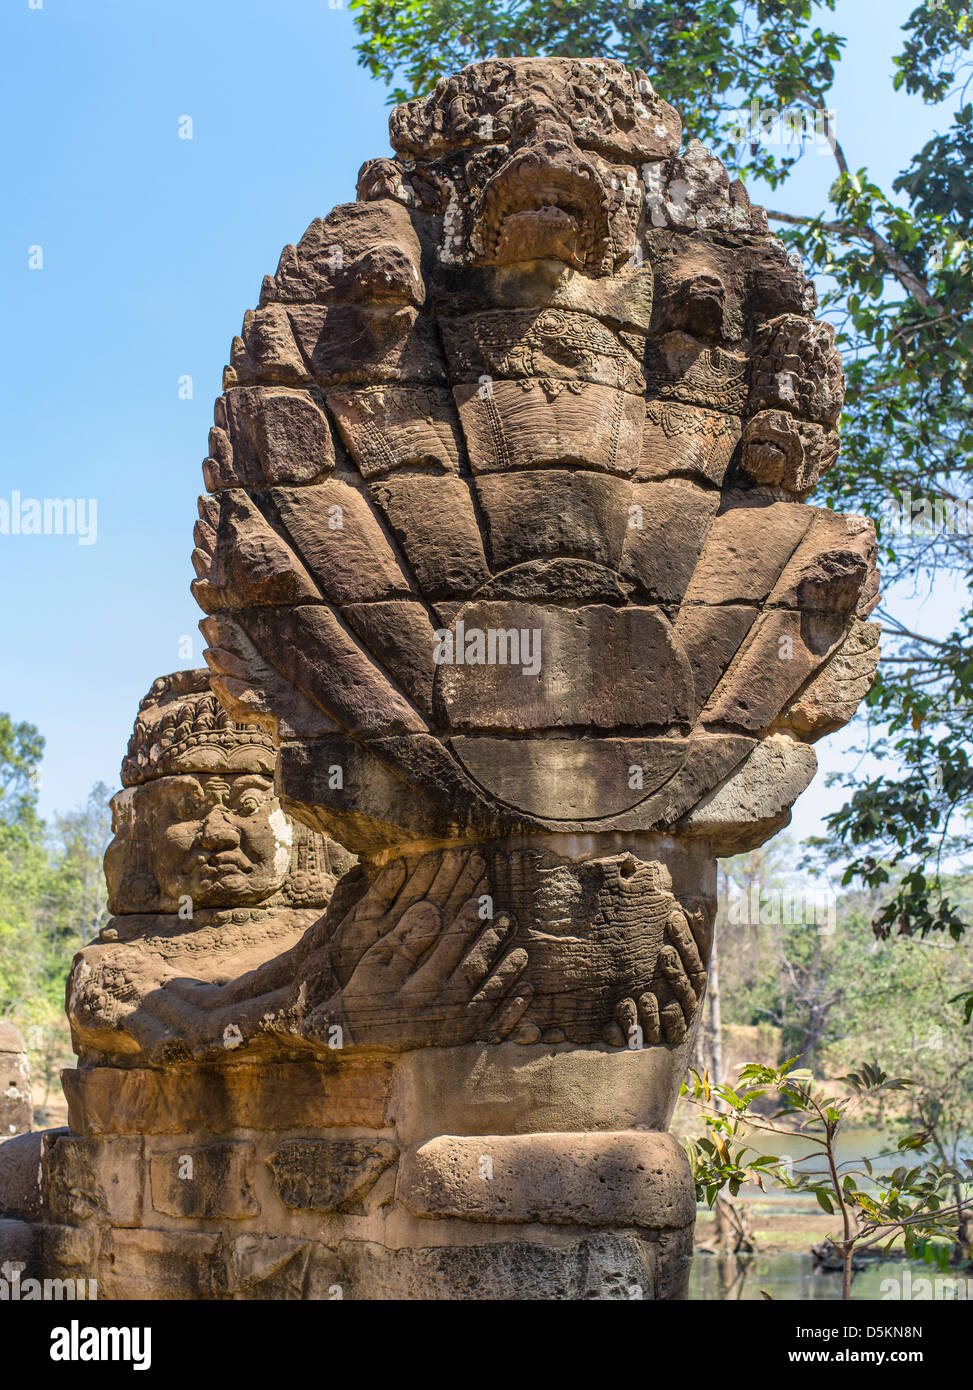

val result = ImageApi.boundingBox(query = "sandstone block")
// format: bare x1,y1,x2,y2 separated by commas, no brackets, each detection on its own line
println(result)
0,1022,31,1137
0,1129,49,1219
315,1233,659,1301
267,1138,398,1213
150,1140,258,1219
64,1060,395,1135
47,1134,144,1228
398,1131,695,1229
100,1228,225,1300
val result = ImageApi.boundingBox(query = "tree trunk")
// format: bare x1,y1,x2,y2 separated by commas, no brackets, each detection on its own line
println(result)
713,1194,755,1253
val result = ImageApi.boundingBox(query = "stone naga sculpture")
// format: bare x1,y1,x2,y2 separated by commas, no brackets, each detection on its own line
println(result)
53,57,878,1301
193,55,877,1036
186,56,877,1298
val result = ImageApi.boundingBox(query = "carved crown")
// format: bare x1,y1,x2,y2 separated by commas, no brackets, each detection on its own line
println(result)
121,669,276,787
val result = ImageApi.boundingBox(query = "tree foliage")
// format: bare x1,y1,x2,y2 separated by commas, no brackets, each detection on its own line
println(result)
0,715,112,1116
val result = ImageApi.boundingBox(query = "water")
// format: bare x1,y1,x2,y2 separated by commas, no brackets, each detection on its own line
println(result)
689,1253,973,1301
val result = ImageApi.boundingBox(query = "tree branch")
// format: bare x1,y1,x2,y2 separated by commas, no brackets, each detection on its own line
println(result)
767,210,941,311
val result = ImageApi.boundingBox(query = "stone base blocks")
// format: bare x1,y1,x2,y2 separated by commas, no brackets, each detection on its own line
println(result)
50,1047,695,1300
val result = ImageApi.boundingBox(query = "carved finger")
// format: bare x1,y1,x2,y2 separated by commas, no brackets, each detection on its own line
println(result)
666,907,704,977
380,900,442,985
615,996,639,1048
637,991,661,1045
468,945,528,1013
688,906,714,962
660,1000,687,1044
441,852,487,925
334,861,409,966
488,982,535,1042
409,847,465,915
659,944,697,1015
349,858,407,925
392,851,449,916
454,912,515,991
135,983,208,1036
413,896,486,989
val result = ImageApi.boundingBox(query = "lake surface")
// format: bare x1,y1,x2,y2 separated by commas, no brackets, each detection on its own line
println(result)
689,1253,973,1301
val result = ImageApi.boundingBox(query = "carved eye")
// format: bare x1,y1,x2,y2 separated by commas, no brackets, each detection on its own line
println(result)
463,147,508,196
173,789,206,820
237,793,264,816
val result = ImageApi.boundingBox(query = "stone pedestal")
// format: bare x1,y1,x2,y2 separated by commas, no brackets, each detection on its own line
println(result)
57,1050,694,1300
56,837,713,1299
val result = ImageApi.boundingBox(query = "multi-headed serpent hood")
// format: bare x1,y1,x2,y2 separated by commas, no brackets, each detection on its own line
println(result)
191,57,879,855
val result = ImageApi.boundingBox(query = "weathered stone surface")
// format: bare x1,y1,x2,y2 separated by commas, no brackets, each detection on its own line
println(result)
64,1060,394,1135
643,333,749,412
674,603,758,718
267,1138,398,1212
751,313,845,426
436,602,694,734
313,1233,664,1301
192,487,321,611
771,510,878,615
701,609,845,733
150,1140,258,1219
227,1234,314,1299
214,386,336,489
642,139,768,235
441,309,646,391
621,479,722,603
100,1228,225,1300
398,1131,695,1228
368,472,492,597
476,469,631,570
389,57,683,162
639,400,740,485
286,303,446,388
242,605,426,735
343,599,440,716
782,619,882,737
48,1134,144,1227
682,496,813,606
262,200,423,307
454,380,644,477
38,1222,96,1280
0,1130,50,1218
648,231,745,343
680,734,818,850
0,1217,35,1270
390,1041,697,1143
450,736,689,818
270,480,410,603
0,1022,32,1137
327,385,463,478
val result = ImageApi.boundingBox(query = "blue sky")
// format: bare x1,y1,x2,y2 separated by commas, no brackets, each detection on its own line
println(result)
0,0,964,854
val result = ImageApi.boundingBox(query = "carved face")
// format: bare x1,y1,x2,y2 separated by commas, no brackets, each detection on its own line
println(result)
385,65,673,275
150,773,292,907
469,133,614,272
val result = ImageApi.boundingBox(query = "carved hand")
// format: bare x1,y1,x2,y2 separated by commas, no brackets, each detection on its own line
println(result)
606,905,707,1048
320,849,533,1048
